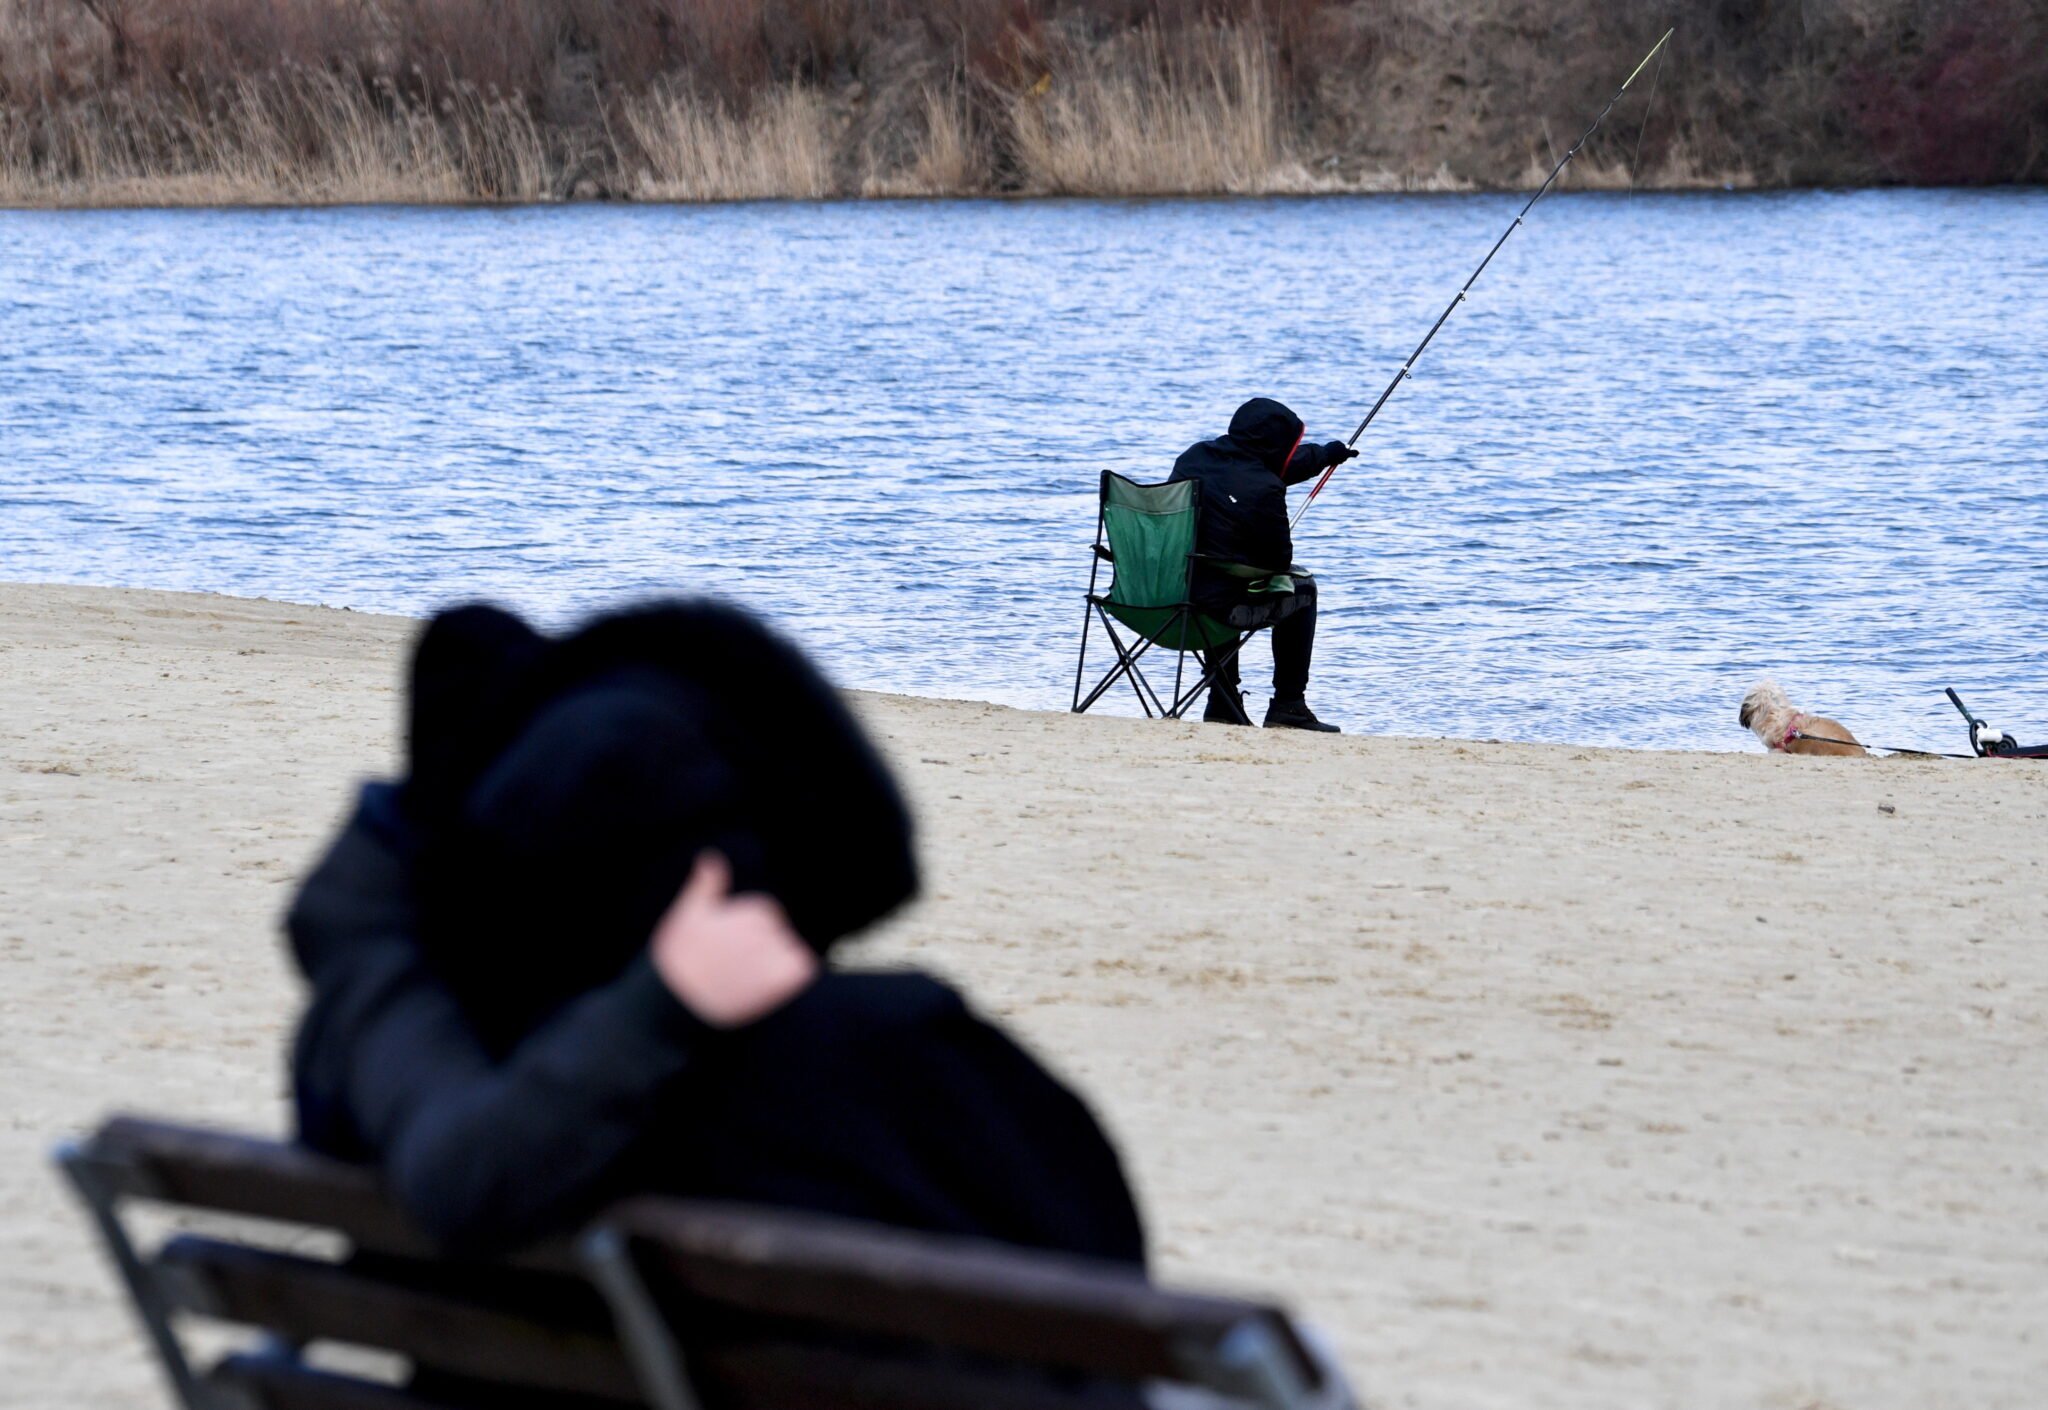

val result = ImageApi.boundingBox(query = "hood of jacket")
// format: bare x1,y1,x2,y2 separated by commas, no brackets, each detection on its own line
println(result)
1225,397,1306,476
404,600,918,1048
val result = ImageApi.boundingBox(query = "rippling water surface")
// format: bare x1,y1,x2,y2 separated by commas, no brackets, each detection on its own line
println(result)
4,191,2044,750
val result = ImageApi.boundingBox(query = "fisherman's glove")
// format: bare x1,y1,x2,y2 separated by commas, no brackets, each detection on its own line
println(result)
1322,442,1358,463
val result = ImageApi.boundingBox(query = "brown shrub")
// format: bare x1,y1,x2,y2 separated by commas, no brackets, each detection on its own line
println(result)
1841,0,2048,184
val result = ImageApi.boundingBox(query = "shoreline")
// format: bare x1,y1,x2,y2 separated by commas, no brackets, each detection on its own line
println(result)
6,582,2047,1408
24,178,2046,216
0,174,1800,215
0,580,1974,757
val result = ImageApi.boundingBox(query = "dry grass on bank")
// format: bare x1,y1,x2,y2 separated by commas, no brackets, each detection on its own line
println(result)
0,71,547,206
624,84,831,201
862,86,983,198
4,0,2045,205
1009,27,1309,196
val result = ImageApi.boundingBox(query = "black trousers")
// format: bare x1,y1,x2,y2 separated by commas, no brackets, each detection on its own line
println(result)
1211,578,1317,699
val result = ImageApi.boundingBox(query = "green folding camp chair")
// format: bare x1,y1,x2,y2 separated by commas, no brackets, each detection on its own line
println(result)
1071,470,1291,719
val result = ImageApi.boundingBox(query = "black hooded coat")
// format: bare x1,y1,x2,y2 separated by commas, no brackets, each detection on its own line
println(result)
288,601,1145,1265
1168,398,1341,610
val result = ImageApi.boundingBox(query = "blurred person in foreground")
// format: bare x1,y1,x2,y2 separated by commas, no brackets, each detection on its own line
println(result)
1170,397,1353,732
286,600,1144,1266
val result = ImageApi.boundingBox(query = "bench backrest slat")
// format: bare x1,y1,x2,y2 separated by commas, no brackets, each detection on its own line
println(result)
209,1354,424,1410
89,1117,445,1261
154,1238,641,1402
608,1201,1312,1387
686,1339,1151,1410
210,1353,645,1410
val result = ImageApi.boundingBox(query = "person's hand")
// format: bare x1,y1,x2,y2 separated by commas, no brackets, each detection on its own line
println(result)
649,852,817,1028
1323,441,1358,463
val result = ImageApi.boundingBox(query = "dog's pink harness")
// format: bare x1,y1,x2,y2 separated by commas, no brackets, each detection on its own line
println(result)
1773,713,1810,751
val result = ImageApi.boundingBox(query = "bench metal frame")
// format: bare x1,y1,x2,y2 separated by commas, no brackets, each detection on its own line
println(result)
57,1118,1359,1410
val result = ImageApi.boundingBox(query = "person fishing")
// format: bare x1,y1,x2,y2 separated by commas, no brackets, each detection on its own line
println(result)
1227,30,1676,731
1171,397,1354,731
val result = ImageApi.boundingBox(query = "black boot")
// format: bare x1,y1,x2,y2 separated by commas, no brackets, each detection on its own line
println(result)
1264,695,1339,732
1202,683,1252,725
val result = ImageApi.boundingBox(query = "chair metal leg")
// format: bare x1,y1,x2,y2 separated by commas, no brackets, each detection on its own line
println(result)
1071,596,1097,713
1172,613,1190,714
1099,614,1169,717
1075,608,1165,717
1074,606,1138,716
1171,650,1218,720
1076,606,1209,723
1170,630,1259,719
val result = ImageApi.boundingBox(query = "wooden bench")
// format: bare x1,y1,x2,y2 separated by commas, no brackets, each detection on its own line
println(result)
57,1118,1360,1410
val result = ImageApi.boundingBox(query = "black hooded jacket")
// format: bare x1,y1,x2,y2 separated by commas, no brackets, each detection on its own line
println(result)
288,601,1145,1265
1168,398,1340,607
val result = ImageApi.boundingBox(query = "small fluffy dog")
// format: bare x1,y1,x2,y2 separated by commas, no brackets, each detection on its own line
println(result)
1739,680,1868,757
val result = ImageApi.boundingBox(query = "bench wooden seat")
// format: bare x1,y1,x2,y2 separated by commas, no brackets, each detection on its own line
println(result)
58,1117,1359,1410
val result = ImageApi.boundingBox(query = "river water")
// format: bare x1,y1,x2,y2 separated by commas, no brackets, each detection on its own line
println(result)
3,191,2044,750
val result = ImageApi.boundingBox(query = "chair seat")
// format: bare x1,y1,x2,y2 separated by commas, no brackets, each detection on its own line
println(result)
1094,601,1241,652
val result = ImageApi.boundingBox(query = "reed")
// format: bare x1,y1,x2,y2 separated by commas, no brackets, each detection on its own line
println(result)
1,69,549,206
621,85,832,202
862,86,984,198
1009,25,1308,196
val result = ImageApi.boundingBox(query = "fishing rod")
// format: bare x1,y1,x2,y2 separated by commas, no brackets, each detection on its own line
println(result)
1292,26,1676,530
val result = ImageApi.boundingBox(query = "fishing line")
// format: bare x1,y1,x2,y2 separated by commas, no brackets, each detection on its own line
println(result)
1628,37,1668,195
1293,27,1677,531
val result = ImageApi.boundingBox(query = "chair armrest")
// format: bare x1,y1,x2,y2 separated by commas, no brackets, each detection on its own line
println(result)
1093,544,1115,562
1191,554,1289,581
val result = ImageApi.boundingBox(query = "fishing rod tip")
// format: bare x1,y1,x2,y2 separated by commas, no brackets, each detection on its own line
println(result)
1623,28,1676,87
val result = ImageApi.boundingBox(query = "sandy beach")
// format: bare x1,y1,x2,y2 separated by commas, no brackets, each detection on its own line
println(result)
3,581,2045,1409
